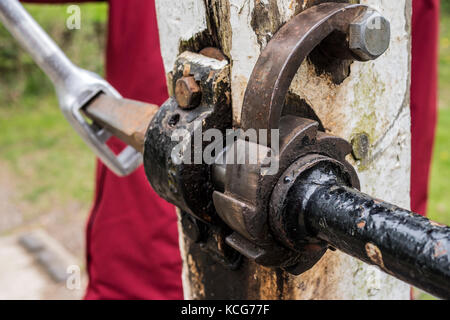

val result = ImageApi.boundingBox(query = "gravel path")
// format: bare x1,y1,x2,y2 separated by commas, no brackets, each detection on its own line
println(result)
0,161,89,299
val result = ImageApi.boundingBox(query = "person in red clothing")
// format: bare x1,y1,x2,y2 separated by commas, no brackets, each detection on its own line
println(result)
22,0,439,299
83,0,183,300
411,0,440,216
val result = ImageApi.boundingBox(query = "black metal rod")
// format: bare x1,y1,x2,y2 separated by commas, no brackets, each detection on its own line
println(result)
302,184,450,299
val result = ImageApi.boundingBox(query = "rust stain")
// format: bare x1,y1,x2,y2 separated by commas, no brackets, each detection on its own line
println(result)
183,63,191,77
293,250,343,300
250,0,282,49
183,240,350,299
365,242,385,268
249,265,280,300
373,198,383,204
166,72,174,96
256,251,344,300
187,252,206,299
200,47,227,61
357,220,366,229
207,70,215,82
434,241,447,258
430,221,446,228
289,0,295,10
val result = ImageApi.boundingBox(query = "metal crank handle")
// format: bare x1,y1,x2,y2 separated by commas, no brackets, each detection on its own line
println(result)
275,159,450,299
0,0,145,176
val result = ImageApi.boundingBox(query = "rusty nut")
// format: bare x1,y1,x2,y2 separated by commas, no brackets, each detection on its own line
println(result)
175,76,202,109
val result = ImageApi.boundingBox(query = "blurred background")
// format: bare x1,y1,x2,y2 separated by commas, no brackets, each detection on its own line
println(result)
0,3,106,299
0,2,449,299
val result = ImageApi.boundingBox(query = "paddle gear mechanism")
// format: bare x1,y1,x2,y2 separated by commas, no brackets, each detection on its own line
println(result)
1,1,449,299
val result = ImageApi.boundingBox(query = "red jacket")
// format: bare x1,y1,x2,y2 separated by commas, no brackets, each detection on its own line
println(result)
22,0,439,299
411,0,440,216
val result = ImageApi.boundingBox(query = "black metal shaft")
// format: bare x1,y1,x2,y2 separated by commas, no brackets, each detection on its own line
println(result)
302,184,450,299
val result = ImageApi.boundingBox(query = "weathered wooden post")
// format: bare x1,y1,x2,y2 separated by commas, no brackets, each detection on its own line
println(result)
155,0,411,299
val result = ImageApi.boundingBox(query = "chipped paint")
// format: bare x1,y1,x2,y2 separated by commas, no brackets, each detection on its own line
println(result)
176,209,195,299
365,242,385,268
434,241,447,258
155,0,208,73
357,220,366,229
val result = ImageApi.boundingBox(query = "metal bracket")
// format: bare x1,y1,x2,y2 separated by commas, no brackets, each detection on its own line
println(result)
212,3,376,272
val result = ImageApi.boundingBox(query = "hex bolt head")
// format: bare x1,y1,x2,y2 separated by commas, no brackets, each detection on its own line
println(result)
175,76,202,109
349,10,391,61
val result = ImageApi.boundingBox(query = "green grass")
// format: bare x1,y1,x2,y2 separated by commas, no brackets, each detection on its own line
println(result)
0,95,94,206
428,7,450,227
0,3,107,210
428,108,450,226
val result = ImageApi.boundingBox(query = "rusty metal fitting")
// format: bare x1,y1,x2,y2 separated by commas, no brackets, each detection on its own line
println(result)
199,47,226,61
175,76,202,109
349,9,391,61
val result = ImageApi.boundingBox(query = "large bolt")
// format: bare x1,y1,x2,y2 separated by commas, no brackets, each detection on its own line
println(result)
349,10,391,61
175,76,202,109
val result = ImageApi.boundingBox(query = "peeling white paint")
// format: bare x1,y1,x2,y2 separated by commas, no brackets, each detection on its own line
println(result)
155,0,208,74
228,0,260,124
277,0,297,23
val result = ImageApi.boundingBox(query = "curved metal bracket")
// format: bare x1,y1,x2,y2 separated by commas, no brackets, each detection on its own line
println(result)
241,3,369,143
